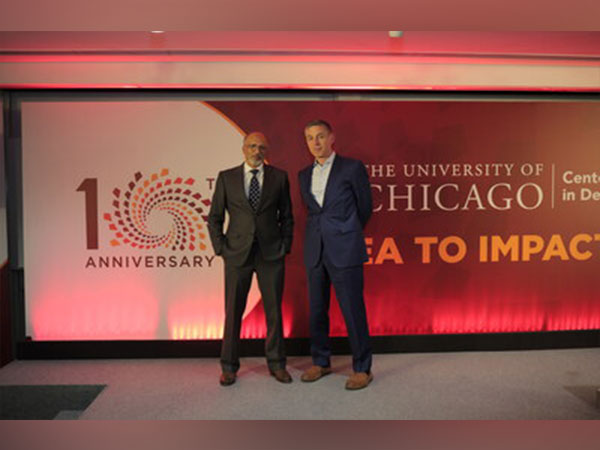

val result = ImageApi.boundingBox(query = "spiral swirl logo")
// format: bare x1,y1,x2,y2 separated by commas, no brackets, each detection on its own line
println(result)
103,169,211,252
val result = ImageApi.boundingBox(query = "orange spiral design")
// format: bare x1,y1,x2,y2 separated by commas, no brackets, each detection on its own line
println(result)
103,169,211,251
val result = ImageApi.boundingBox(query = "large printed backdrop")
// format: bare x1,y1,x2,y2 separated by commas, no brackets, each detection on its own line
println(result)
22,99,600,340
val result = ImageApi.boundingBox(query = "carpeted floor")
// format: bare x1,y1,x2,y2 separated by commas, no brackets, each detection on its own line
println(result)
0,348,599,419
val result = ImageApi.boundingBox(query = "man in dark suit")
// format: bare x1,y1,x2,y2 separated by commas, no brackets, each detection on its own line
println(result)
298,119,374,390
208,131,294,386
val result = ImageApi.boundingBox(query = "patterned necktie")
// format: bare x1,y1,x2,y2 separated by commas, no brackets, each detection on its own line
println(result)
249,169,260,211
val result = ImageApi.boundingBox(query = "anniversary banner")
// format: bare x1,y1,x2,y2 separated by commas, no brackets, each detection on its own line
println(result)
21,98,600,340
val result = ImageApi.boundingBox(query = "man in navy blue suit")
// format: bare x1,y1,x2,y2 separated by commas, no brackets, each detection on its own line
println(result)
298,119,374,390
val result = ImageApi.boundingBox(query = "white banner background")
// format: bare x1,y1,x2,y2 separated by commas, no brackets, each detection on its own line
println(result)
22,100,261,340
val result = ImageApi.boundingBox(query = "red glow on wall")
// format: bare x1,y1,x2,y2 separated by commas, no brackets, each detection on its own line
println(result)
168,296,224,340
430,296,546,334
546,302,600,331
167,289,268,340
30,277,159,340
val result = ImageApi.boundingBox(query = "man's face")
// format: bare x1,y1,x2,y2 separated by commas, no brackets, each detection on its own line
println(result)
242,133,268,168
304,125,334,161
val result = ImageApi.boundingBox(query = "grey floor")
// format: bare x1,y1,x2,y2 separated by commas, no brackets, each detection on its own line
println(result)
0,348,599,419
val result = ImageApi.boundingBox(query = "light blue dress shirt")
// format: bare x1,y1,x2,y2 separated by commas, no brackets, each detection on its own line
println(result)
311,152,336,207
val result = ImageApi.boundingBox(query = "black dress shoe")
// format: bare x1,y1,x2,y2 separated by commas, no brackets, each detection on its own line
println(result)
269,368,292,383
219,371,236,386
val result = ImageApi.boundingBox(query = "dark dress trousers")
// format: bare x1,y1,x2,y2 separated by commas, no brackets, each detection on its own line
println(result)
208,163,294,373
298,155,373,373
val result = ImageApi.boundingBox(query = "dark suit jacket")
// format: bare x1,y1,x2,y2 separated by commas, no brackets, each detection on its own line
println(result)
298,154,372,269
208,164,294,267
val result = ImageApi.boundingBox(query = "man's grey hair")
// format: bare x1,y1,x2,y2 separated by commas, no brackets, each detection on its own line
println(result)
304,119,333,133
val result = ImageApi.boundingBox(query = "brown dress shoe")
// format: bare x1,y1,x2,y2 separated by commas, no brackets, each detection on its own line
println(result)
269,368,293,383
219,371,237,386
300,365,332,382
345,371,373,390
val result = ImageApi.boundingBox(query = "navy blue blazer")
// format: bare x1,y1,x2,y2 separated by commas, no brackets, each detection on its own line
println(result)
298,154,373,268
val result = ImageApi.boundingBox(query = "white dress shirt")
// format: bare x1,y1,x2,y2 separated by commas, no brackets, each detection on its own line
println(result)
311,152,336,207
243,162,264,198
